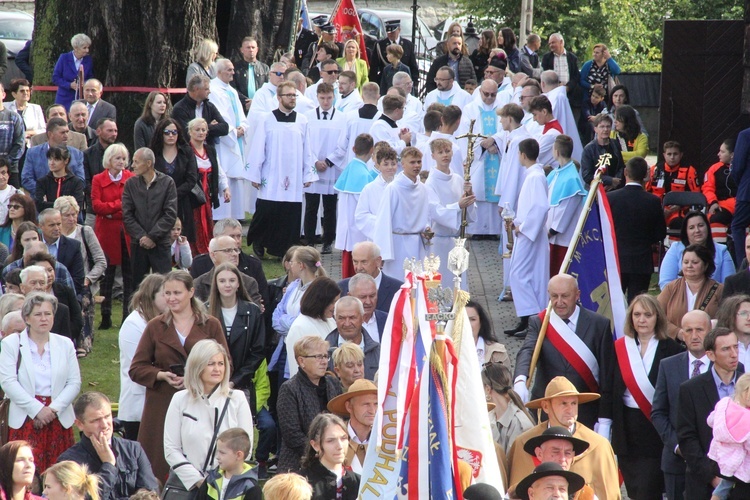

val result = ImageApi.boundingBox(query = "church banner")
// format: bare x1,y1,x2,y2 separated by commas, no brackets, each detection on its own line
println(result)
330,0,369,65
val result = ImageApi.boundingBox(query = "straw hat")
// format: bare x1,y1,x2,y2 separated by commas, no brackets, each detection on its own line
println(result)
525,376,600,410
515,462,585,500
327,379,378,416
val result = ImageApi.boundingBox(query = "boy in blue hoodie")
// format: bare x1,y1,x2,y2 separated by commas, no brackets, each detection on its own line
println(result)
200,428,261,500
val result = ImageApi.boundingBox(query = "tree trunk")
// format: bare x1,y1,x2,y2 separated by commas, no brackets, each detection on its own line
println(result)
222,0,296,63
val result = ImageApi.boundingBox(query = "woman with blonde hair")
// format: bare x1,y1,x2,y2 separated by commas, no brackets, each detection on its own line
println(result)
336,39,368,90
164,339,253,490
43,462,99,500
186,39,219,85
129,270,228,480
263,473,312,500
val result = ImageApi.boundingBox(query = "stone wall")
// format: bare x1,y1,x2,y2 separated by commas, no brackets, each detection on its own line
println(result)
309,0,459,28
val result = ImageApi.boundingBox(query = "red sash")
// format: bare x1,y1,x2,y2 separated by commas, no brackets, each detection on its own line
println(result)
614,337,654,420
539,311,599,392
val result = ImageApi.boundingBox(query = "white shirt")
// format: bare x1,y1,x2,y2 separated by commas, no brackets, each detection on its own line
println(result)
476,336,486,368
738,340,750,374
30,342,52,396
623,336,658,409
222,305,238,337
347,422,369,474
564,306,581,331
685,283,698,312
363,314,379,343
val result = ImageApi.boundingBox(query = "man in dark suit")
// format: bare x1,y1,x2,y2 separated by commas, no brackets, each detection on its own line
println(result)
83,79,117,126
731,127,750,266
369,20,419,87
171,75,229,143
346,272,388,342
337,242,402,314
39,208,85,295
677,327,744,500
608,157,666,302
513,273,614,430
652,310,712,500
723,233,750,299
541,33,580,102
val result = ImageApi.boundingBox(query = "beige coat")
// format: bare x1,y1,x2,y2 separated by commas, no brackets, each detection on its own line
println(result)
657,278,723,339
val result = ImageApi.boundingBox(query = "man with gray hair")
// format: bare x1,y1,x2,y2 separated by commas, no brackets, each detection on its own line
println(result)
192,235,261,305
248,62,288,114
338,241,402,313
122,147,178,288
346,272,387,342
171,74,229,142
39,208,86,294
19,265,72,340
1,310,24,336
520,33,542,78
326,296,380,380
378,71,424,134
541,33,580,98
83,78,117,126
69,100,96,146
285,69,316,114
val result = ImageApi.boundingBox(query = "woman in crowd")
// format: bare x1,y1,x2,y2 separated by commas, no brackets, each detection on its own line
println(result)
467,300,509,367
0,293,24,321
91,143,134,330
118,274,167,441
52,33,93,109
470,30,498,81
43,462,99,500
580,43,621,98
331,343,365,392
611,105,648,162
187,117,229,254
601,294,683,500
437,22,466,58
6,221,40,265
35,146,84,213
151,119,199,252
54,196,106,353
6,79,45,146
271,247,326,384
164,339,253,490
659,211,735,288
186,39,218,85
0,293,81,473
27,256,83,345
129,270,228,480
482,362,534,453
0,441,40,500
300,413,360,499
277,336,343,473
263,473,313,500
0,193,36,253
498,27,520,73
285,277,340,377
336,40,368,91
134,91,170,150
716,295,750,350
658,244,724,339
609,84,646,135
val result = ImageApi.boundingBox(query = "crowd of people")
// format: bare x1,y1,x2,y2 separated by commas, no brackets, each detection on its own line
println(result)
0,18,749,500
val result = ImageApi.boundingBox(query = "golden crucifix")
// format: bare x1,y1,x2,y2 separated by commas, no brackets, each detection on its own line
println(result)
456,119,487,238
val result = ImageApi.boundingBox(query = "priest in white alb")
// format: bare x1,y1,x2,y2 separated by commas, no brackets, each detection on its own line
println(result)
336,70,364,113
541,70,583,161
423,67,472,110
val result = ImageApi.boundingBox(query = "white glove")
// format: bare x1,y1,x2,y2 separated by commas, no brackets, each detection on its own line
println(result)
594,419,612,441
514,380,530,404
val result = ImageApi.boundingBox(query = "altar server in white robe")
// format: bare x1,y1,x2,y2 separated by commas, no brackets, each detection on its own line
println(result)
425,138,476,289
335,134,377,277
460,80,503,237
494,103,531,294
518,81,544,138
527,95,562,170
372,147,432,278
210,59,253,219
243,62,287,154
507,138,549,335
547,135,586,275
246,81,318,258
333,82,381,167
303,82,347,253
423,67,472,110
369,94,411,155
420,105,465,175
541,70,583,161
355,144,398,241
378,72,424,134
336,71,364,112
305,59,341,106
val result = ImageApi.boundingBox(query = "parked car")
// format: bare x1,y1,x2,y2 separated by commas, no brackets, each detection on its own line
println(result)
358,8,438,59
0,10,33,56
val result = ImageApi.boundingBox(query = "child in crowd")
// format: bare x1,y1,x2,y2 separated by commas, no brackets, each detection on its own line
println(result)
463,79,478,95
199,428,261,500
355,143,398,241
708,373,750,500
0,158,18,226
170,217,193,270
578,83,608,143
380,44,410,96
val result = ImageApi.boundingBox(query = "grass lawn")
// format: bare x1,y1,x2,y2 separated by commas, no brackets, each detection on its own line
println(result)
80,246,286,403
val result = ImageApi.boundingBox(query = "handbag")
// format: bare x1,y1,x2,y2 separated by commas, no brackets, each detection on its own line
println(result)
189,183,206,208
0,345,23,445
160,393,232,500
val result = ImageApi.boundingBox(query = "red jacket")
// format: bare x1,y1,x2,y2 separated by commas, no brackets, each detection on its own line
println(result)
702,161,736,214
91,169,134,265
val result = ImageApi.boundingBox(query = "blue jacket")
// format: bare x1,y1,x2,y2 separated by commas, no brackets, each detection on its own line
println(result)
580,58,621,92
731,128,750,202
52,51,93,110
22,143,85,195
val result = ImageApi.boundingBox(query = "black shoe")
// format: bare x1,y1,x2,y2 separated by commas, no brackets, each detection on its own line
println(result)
321,244,332,254
514,330,528,339
257,463,268,480
99,315,112,330
252,242,265,258
504,316,529,336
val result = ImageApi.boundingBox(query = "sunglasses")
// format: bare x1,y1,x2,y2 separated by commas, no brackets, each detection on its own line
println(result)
272,71,285,77
323,69,340,75
163,130,179,136
8,204,22,210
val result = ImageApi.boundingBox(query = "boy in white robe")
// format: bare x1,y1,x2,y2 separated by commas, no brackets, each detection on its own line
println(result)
425,139,476,290
420,105,465,177
332,82,381,168
507,138,549,337
355,144,398,240
334,133,376,277
369,94,411,155
527,95,562,170
372,147,432,278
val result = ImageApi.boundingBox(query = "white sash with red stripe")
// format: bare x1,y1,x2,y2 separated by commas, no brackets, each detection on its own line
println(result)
541,311,600,392
614,336,655,419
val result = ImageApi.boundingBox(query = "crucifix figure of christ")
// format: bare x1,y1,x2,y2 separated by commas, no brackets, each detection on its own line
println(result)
456,119,487,238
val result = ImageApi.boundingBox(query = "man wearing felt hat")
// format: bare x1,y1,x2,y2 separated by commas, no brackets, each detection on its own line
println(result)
369,19,419,88
516,462,586,500
507,377,621,500
301,22,344,76
326,378,377,474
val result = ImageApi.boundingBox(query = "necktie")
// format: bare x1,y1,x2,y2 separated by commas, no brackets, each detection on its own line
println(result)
86,103,94,125
322,110,328,120
691,359,703,378
563,318,571,325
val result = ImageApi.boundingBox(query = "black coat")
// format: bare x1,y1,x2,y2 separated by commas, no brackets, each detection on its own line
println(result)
35,171,85,214
191,251,269,310
217,300,265,391
425,53,474,93
231,59,270,104
301,460,360,500
52,301,72,341
369,37,419,84
54,234,86,295
541,50,581,96
154,145,199,242
722,270,750,300
53,281,83,345
83,140,105,213
338,272,402,313
122,171,178,247
171,95,229,143
581,139,625,187
607,185,666,275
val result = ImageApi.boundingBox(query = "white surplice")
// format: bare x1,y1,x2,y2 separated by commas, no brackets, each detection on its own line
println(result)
423,81,473,111
331,105,381,167
305,80,341,107
545,85,583,161
304,107,347,195
510,163,550,316
536,126,561,170
336,89,364,113
378,93,425,134
369,115,408,154
472,78,513,108
522,112,544,138
372,172,431,278
419,131,465,176
425,168,476,289
355,174,389,241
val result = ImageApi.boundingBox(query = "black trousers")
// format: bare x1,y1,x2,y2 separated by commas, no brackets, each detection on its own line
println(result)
621,272,652,303
101,229,132,318
130,242,171,290
304,193,337,245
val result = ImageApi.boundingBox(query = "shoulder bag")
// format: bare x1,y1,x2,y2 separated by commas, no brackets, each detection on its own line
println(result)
0,343,23,445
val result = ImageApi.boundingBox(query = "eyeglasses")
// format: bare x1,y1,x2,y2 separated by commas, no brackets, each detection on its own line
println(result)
302,354,330,361
278,93,297,98
163,130,179,136
434,77,452,82
272,71,285,77
481,91,498,98
8,204,22,210
323,69,340,75
215,248,241,254
737,310,750,318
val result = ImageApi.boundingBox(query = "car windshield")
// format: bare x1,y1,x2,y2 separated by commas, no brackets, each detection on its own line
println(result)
0,19,32,40
398,17,431,40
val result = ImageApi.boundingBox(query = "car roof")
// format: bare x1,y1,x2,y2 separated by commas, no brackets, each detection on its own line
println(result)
359,9,416,20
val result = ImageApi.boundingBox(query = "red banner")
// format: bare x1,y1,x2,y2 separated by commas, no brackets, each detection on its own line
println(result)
330,0,369,66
